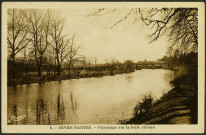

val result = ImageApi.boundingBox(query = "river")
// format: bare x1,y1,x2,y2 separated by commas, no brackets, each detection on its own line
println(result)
7,69,174,125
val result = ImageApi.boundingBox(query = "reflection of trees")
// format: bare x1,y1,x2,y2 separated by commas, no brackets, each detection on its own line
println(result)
13,104,18,125
36,99,50,125
35,82,67,125
35,83,66,125
56,94,65,123
8,86,18,125
35,84,50,125
70,92,79,113
55,82,66,124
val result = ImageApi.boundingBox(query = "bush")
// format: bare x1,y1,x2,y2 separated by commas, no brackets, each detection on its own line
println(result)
123,60,135,71
129,93,155,123
110,71,114,75
134,93,154,115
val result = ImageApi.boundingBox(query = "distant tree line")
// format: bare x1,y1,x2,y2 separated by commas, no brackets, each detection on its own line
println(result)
7,53,136,79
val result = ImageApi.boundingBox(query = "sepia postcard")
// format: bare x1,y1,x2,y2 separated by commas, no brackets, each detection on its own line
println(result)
1,2,205,134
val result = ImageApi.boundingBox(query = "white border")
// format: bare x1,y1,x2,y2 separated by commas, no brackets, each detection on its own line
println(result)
1,2,205,133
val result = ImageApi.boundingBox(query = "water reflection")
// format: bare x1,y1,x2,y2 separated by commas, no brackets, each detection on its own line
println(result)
36,99,46,124
8,69,174,125
70,92,79,113
56,94,65,123
13,104,18,125
56,82,65,124
70,93,75,113
35,84,50,125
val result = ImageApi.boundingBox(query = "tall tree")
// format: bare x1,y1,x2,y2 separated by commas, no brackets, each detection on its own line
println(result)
67,34,80,77
7,9,32,78
45,48,54,76
27,10,51,76
23,47,34,81
50,17,71,76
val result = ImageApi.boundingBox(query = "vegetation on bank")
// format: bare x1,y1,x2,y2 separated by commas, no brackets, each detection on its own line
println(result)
7,60,136,86
7,69,135,86
121,65,197,124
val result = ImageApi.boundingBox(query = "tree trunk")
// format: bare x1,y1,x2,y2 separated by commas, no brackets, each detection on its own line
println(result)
68,62,71,77
37,56,43,77
37,66,42,77
37,60,42,77
12,54,16,79
53,68,55,77
26,63,28,78
57,65,61,76
56,53,61,76
47,65,51,77
26,63,30,83
53,62,56,77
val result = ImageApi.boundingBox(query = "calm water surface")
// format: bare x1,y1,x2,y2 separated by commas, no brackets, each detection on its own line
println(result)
8,69,174,125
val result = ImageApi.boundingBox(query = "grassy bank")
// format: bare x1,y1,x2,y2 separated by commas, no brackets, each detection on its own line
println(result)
122,65,197,124
7,69,135,86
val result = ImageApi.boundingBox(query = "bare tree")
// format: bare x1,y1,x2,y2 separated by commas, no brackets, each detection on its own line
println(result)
139,8,198,53
23,47,35,82
94,57,98,67
110,57,118,70
7,9,32,78
88,8,198,53
50,17,71,76
67,34,80,77
45,48,54,77
167,46,173,58
166,46,174,68
81,57,87,69
27,9,52,76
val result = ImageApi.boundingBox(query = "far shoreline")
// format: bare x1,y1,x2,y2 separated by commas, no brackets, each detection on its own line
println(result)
7,69,137,86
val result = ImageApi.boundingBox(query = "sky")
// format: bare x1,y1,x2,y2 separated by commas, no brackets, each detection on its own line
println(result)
58,8,169,63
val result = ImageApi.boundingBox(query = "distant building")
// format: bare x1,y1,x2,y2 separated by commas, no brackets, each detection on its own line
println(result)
136,59,169,69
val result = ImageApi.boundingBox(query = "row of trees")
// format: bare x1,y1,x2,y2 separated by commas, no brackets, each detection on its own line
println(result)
165,47,197,68
8,54,136,77
79,59,135,71
7,9,80,78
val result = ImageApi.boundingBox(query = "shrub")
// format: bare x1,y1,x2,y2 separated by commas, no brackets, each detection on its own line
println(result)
131,93,155,123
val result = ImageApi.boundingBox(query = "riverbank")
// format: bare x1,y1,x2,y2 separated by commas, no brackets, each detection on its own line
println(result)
7,69,135,86
122,65,197,124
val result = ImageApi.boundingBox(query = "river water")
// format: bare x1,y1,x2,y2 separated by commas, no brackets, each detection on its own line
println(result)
7,69,174,125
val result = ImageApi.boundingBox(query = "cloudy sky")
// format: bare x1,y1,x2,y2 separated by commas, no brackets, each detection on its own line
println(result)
59,8,169,63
